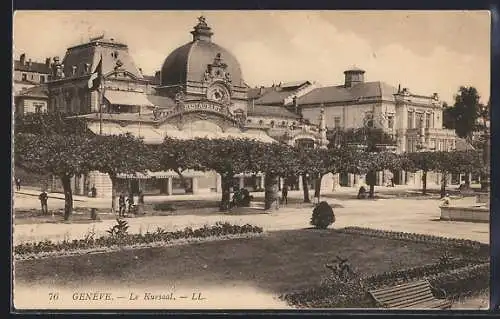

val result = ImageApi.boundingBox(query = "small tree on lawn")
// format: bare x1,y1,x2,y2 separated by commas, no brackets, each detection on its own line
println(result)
86,134,158,212
14,133,91,220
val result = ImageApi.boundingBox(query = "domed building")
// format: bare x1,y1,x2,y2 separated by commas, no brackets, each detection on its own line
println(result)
42,16,328,198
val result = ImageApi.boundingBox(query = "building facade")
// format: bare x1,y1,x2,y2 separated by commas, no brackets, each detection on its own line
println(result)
13,54,52,94
22,16,467,198
40,17,326,199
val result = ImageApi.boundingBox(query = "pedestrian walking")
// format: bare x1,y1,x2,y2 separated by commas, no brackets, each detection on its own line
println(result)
281,184,288,206
118,192,126,217
15,177,21,191
39,190,48,215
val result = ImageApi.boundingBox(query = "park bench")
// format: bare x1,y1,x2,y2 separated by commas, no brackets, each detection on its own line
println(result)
368,279,452,309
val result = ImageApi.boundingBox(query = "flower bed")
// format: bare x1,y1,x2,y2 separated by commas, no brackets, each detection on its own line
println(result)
280,228,489,308
428,263,490,299
362,260,481,289
281,261,489,309
338,227,488,251
14,222,263,259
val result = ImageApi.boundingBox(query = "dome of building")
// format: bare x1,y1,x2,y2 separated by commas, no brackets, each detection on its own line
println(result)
160,16,244,88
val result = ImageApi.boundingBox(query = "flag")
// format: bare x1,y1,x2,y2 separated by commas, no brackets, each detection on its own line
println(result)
88,55,102,91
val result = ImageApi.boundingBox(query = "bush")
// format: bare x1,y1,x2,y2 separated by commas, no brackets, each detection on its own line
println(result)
310,201,335,229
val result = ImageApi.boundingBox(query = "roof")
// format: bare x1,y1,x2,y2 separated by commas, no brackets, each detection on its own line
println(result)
247,104,301,119
146,94,176,108
248,80,314,105
59,40,143,80
160,37,244,87
280,80,311,89
143,75,160,85
298,81,398,105
104,90,154,107
16,85,48,99
344,66,366,73
14,60,51,74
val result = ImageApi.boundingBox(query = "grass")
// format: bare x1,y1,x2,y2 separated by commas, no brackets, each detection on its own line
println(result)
15,228,469,294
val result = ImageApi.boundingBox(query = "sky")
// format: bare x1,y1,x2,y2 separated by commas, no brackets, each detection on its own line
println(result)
13,11,491,104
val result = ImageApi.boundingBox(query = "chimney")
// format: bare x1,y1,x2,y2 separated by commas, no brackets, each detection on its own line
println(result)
138,68,143,74
28,59,32,69
20,53,26,65
259,86,264,95
45,58,51,67
344,67,365,88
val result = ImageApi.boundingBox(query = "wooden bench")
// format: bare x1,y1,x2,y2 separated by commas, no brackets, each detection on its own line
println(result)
368,279,452,309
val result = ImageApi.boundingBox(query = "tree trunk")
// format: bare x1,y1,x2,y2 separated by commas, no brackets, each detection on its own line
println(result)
302,174,311,203
422,170,427,195
366,170,376,198
264,173,279,210
60,175,73,221
464,172,471,188
440,172,447,198
219,173,233,212
174,169,190,193
110,175,117,213
314,173,322,199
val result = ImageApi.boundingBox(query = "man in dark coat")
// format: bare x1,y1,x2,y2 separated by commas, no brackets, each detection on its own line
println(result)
39,190,48,215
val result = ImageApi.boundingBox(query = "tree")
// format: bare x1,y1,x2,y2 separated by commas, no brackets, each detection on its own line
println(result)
442,102,455,130
247,141,299,209
86,134,158,212
310,148,341,200
450,86,482,139
15,112,92,136
192,138,256,211
407,151,440,195
158,137,206,192
15,133,91,220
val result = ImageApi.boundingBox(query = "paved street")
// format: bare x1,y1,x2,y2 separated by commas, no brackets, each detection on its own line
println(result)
13,186,489,245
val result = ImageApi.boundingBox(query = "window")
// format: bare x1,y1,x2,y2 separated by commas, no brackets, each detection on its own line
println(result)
22,73,27,81
31,74,34,80
333,116,341,128
270,120,275,127
425,113,430,128
259,120,264,125
281,121,286,127
387,115,394,129
407,111,413,129
40,75,45,83
247,119,252,123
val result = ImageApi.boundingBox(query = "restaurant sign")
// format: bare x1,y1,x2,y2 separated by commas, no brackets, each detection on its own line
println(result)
182,101,226,114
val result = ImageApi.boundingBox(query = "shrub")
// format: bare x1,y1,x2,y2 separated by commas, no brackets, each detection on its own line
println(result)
310,201,335,229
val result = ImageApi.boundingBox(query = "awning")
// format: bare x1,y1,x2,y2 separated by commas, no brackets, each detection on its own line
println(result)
104,90,154,107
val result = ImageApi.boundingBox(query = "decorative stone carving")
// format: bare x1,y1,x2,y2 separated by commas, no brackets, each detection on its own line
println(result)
202,53,232,87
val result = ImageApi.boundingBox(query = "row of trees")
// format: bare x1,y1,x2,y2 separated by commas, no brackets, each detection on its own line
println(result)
14,113,488,220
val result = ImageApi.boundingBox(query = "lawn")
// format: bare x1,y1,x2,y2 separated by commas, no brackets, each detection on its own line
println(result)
15,228,467,294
